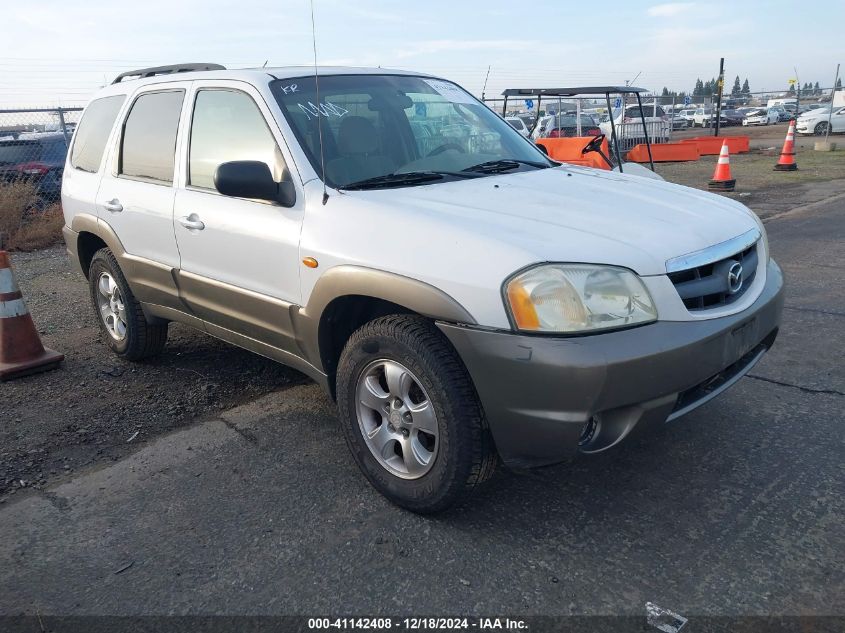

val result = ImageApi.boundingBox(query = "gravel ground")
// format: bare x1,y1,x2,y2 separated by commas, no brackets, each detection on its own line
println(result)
1,246,306,501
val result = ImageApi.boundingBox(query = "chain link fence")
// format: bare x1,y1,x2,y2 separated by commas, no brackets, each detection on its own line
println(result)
0,107,81,249
484,87,840,148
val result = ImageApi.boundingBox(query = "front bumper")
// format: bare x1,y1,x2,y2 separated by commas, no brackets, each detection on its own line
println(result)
438,259,784,469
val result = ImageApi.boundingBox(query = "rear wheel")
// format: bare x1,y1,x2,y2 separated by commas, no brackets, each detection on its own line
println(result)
336,315,496,513
88,248,168,360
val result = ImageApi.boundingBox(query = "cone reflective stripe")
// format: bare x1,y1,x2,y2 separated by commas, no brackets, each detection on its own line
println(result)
0,251,64,381
708,141,736,192
774,119,798,171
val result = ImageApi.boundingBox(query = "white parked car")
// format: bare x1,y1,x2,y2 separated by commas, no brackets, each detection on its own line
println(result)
742,108,779,126
61,64,783,513
505,116,530,137
599,104,671,143
795,106,845,135
691,108,728,128
677,109,697,125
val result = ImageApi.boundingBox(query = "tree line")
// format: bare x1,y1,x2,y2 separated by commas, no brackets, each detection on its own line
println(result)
659,76,842,100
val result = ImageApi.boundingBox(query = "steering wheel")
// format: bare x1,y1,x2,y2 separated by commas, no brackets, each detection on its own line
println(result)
427,143,465,157
581,134,606,155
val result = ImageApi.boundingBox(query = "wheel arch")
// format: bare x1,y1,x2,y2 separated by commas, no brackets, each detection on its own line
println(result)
293,266,477,398
69,214,127,279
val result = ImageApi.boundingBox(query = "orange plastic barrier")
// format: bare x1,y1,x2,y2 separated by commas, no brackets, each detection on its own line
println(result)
681,136,750,155
626,142,700,163
536,137,610,170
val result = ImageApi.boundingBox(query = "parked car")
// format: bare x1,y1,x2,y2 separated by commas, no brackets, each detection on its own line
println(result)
795,106,845,135
691,108,728,128
677,109,697,125
62,64,783,513
0,132,68,204
599,104,671,144
770,105,790,122
742,108,779,126
535,113,601,138
505,116,530,138
720,109,745,126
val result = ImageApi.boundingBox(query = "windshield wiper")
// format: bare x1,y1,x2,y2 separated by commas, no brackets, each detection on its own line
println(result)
461,158,550,174
340,170,479,191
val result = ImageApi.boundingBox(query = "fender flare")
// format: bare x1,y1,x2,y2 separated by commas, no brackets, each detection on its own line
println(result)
293,265,476,371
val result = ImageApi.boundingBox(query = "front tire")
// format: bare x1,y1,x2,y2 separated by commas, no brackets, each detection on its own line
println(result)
336,315,496,513
814,122,829,136
88,248,168,360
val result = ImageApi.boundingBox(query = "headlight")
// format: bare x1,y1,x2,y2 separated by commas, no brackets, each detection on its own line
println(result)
505,264,657,333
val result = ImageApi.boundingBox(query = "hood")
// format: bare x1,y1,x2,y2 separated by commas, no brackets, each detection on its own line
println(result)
798,110,829,121
340,166,758,276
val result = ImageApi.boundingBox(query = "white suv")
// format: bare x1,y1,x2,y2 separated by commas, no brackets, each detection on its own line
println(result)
62,64,784,513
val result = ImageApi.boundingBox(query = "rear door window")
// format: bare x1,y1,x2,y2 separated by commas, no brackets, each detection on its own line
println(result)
70,95,126,173
120,90,184,183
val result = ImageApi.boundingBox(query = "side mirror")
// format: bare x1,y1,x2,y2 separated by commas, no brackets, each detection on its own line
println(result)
535,142,549,156
214,161,295,207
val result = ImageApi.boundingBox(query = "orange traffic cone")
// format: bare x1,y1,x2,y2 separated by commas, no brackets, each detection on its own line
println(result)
0,251,63,380
708,141,736,192
774,119,798,171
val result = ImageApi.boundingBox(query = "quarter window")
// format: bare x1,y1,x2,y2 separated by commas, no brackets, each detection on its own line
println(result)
71,95,126,173
120,90,184,183
189,89,287,190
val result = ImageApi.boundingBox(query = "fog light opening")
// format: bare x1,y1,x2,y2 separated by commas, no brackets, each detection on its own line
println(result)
579,416,598,446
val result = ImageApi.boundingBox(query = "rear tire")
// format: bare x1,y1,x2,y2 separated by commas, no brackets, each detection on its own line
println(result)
336,315,496,513
88,248,168,360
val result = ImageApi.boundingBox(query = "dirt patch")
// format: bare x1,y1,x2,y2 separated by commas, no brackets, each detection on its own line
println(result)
1,247,308,501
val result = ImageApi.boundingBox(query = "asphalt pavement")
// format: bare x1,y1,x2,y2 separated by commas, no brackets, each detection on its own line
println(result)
1,196,843,626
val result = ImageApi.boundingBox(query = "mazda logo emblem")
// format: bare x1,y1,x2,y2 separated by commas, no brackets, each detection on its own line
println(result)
727,261,743,294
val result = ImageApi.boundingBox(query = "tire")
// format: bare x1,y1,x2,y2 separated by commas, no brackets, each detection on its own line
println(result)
336,315,496,513
88,248,168,360
814,122,829,136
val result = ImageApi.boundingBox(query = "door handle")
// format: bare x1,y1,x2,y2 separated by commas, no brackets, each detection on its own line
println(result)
178,214,205,231
103,199,123,213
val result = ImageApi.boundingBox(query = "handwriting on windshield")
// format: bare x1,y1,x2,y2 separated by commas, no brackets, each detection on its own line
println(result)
297,101,349,120
279,83,299,94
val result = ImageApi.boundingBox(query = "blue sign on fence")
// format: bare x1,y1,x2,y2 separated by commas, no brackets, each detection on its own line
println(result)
614,97,622,109
684,95,691,106
524,99,534,110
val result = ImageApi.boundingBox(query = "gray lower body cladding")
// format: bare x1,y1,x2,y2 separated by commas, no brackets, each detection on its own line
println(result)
438,259,785,469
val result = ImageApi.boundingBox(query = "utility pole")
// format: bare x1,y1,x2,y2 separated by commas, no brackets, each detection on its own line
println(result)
714,57,725,137
794,66,800,121
826,64,840,143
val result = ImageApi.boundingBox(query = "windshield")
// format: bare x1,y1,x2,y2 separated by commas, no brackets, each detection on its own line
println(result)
272,74,550,188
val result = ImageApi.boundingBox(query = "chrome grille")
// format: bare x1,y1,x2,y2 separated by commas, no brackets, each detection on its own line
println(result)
668,242,759,311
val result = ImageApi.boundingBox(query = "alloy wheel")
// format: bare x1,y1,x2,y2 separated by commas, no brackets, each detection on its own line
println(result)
355,359,439,479
97,272,127,341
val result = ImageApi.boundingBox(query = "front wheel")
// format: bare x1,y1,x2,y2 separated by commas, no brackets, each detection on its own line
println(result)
814,122,829,136
336,315,496,513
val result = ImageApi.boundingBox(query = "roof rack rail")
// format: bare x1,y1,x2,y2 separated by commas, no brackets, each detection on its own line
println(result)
112,63,226,84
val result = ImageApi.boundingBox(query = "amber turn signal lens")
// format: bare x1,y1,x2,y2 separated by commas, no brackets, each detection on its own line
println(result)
506,282,540,330
302,257,319,269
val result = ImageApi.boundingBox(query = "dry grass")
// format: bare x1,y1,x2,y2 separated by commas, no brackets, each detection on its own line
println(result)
0,181,65,251
654,146,845,192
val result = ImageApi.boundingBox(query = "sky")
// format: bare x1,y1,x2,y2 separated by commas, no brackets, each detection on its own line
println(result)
2,0,843,107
